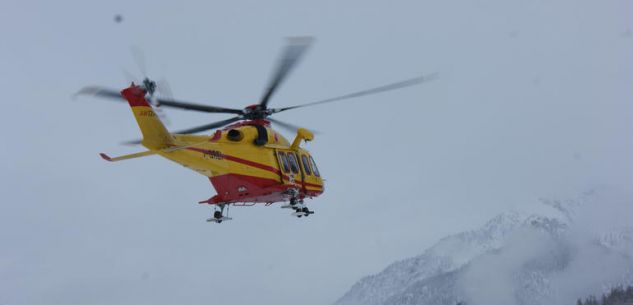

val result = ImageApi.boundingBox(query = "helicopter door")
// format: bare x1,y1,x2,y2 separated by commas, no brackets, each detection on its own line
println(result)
276,150,303,188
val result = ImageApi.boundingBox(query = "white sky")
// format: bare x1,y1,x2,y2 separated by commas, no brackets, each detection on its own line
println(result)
1,0,632,304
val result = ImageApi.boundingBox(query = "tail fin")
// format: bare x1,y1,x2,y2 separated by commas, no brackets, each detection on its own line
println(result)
121,86,173,149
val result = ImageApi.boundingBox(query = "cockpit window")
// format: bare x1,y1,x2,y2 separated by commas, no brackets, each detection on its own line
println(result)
278,152,290,173
310,156,320,177
287,153,299,174
301,155,312,175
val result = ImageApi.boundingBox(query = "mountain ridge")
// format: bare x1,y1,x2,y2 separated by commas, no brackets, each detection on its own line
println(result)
335,193,633,305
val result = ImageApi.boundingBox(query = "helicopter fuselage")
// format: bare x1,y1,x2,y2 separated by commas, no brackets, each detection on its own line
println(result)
162,122,324,205
119,85,324,206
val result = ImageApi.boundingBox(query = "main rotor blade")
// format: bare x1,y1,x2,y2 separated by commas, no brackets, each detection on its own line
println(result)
155,98,244,114
130,45,148,77
171,116,242,134
75,86,124,100
272,73,438,113
267,117,317,134
259,37,313,108
121,139,143,145
156,78,175,100
121,68,138,84
77,86,242,114
123,116,243,145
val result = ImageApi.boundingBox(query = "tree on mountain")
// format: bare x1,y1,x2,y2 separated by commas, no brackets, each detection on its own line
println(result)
576,285,633,305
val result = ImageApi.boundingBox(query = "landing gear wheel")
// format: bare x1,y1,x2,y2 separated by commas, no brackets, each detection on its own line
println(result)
302,207,310,217
206,204,233,223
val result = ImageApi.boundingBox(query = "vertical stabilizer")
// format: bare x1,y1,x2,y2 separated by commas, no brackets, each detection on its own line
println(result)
120,86,173,149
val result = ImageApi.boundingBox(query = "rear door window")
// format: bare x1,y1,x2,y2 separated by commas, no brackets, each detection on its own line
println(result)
278,152,290,173
301,155,312,175
287,153,299,174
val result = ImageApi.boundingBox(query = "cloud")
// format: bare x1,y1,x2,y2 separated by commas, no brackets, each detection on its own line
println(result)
458,188,633,305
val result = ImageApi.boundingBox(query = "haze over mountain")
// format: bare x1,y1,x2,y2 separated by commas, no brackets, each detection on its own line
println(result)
335,189,633,305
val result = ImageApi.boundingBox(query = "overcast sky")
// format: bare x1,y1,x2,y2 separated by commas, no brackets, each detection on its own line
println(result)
1,0,632,304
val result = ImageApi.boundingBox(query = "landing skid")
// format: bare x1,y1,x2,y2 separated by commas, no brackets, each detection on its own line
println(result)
207,204,231,224
204,198,315,222
292,209,315,217
206,216,233,223
282,198,315,218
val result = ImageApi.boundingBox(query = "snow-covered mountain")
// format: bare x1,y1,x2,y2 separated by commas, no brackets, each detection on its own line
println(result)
335,194,633,305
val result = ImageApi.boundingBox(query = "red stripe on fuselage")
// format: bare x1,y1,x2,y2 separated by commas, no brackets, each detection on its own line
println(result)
185,147,282,175
304,181,323,189
186,147,324,189
223,154,282,175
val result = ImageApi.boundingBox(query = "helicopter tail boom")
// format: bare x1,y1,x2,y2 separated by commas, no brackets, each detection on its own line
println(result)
121,85,174,149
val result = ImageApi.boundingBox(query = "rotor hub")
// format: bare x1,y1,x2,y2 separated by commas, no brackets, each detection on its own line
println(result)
242,104,272,120
140,78,156,96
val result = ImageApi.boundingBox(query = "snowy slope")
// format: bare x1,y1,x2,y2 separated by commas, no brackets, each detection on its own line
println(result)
335,196,633,305
335,212,529,305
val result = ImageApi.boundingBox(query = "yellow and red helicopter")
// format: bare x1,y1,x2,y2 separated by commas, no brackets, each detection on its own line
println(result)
78,38,435,222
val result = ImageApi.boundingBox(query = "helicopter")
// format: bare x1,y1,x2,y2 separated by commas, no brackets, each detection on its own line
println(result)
77,37,436,223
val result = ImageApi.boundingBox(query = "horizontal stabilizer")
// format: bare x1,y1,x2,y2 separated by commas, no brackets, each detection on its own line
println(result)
99,150,158,162
100,140,218,162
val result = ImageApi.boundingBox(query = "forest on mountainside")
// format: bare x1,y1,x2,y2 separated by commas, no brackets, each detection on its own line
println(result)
576,286,633,305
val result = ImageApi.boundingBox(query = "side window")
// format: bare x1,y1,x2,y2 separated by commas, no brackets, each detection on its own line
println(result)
310,156,320,177
287,153,299,174
278,152,290,173
301,155,312,175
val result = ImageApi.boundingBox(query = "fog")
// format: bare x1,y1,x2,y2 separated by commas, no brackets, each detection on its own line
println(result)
1,0,632,304
459,188,633,305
